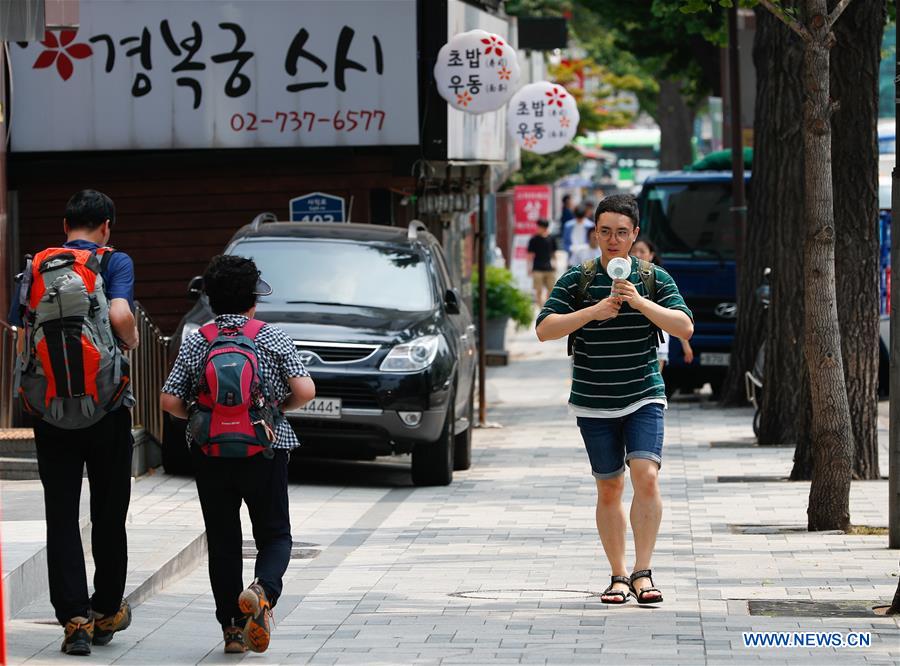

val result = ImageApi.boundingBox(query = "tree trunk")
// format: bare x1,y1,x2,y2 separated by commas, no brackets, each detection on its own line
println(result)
891,577,900,613
749,4,814,451
657,80,695,170
829,0,884,480
801,1,853,532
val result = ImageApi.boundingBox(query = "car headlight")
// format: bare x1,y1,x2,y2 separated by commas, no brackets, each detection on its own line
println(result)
380,335,441,372
181,320,212,343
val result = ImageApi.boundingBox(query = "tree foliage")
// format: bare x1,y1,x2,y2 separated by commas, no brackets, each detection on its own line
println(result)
472,266,534,328
578,0,726,107
503,1,651,185
504,146,584,186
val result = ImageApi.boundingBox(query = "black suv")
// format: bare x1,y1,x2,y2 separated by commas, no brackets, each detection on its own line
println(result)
163,215,477,486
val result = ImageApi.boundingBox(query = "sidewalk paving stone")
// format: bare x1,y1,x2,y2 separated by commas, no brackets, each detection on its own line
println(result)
4,324,898,664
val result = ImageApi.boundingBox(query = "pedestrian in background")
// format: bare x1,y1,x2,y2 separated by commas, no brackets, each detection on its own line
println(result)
563,204,595,268
160,255,316,654
9,190,138,655
527,219,558,308
582,199,596,225
536,194,694,606
560,193,575,228
631,237,694,371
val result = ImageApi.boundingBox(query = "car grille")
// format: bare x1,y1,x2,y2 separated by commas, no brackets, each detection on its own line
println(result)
294,341,380,363
310,378,380,409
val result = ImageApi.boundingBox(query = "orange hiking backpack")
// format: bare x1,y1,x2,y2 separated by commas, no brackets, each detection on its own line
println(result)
15,247,133,428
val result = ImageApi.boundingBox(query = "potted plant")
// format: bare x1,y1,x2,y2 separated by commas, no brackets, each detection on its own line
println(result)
472,266,534,351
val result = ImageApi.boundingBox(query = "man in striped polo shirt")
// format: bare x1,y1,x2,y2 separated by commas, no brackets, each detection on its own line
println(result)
536,194,693,606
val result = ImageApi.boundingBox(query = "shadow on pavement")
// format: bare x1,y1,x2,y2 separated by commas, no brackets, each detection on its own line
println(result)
288,454,414,488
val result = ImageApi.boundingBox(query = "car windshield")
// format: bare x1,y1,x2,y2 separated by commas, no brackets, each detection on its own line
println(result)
640,181,738,260
230,239,434,311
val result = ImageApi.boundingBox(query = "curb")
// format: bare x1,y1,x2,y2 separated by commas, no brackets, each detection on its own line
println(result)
5,517,90,617
7,520,207,618
125,531,207,608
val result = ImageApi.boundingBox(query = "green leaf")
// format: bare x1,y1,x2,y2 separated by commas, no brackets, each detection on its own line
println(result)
472,266,534,330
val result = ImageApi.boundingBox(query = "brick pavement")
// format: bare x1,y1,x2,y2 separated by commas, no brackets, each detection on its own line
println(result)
6,325,898,665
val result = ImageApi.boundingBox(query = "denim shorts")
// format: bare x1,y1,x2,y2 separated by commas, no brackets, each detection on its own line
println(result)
576,403,664,479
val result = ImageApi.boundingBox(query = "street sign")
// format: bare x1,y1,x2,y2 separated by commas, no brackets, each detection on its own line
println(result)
289,192,346,223
511,184,552,291
9,1,419,151
507,81,579,155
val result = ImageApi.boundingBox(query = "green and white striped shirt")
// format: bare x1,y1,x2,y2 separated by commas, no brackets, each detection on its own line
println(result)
536,256,693,417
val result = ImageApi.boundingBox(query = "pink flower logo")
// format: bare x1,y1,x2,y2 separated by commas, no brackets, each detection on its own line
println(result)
523,135,538,149
498,66,511,81
32,30,93,81
481,35,505,57
559,116,571,128
545,86,566,108
456,91,473,107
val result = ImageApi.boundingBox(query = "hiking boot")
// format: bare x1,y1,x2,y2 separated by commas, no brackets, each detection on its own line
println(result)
238,581,272,653
60,616,94,656
223,625,247,654
92,600,132,645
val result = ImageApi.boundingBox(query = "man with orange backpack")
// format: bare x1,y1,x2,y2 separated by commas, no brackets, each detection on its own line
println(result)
8,190,139,655
160,254,315,654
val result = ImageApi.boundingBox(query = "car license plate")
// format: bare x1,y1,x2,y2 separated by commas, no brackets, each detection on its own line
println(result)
290,397,341,419
700,353,731,367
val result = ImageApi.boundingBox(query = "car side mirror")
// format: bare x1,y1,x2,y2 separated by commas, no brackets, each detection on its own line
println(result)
187,276,203,301
444,288,461,314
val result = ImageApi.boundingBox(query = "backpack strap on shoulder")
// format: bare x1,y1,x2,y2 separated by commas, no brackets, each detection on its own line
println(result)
242,318,265,340
637,259,657,302
636,259,664,347
567,257,601,356
199,323,219,343
96,247,116,273
575,257,600,307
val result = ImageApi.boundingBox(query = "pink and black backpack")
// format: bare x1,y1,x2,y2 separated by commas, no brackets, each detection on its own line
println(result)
188,319,278,458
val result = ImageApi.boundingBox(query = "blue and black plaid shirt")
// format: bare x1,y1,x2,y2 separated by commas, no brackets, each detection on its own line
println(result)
161,314,309,450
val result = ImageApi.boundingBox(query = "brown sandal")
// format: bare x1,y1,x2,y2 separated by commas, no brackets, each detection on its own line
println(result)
630,569,663,604
600,575,633,604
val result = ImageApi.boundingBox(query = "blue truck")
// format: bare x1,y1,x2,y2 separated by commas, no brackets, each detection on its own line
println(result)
637,170,891,398
637,172,742,397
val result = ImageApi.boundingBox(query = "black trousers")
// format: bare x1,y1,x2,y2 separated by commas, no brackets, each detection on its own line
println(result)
191,447,292,629
33,408,133,625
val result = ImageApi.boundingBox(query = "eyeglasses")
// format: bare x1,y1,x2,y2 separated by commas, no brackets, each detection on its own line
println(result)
597,228,633,241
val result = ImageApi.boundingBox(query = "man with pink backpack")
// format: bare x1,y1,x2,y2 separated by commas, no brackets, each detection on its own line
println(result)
160,254,315,654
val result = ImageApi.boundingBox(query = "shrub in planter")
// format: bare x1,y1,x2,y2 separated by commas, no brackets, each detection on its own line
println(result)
472,266,534,336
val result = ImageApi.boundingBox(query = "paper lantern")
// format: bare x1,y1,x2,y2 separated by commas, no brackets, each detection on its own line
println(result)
434,29,520,114
507,81,579,154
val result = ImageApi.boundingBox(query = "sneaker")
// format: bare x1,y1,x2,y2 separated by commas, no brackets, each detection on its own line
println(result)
92,600,132,645
60,616,94,656
238,581,272,653
223,625,247,654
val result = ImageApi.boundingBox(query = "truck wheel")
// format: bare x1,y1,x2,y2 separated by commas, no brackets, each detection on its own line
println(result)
453,385,474,471
161,413,194,476
412,397,454,486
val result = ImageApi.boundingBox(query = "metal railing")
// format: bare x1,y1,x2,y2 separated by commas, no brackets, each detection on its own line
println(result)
127,302,170,444
0,321,18,429
0,306,170,438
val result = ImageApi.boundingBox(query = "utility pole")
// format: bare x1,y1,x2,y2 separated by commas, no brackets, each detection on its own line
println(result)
1,39,9,321
890,0,899,551
477,165,488,425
